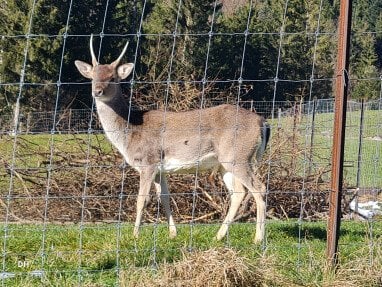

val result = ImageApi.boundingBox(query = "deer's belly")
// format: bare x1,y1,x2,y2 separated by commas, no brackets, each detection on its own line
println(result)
161,153,220,173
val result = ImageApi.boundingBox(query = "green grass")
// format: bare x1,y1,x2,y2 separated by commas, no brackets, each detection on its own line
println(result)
1,220,381,286
0,109,381,285
274,108,382,188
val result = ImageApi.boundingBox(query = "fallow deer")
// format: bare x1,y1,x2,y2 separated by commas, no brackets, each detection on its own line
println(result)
75,35,270,243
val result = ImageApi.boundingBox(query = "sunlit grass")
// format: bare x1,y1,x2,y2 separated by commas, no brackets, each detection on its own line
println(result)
1,220,381,286
0,109,381,285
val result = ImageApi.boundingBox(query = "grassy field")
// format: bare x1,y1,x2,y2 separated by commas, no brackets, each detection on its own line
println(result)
312,109,382,188
0,108,381,286
1,220,381,286
277,108,382,188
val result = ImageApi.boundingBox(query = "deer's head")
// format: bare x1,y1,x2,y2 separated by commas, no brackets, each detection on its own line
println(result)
75,35,134,102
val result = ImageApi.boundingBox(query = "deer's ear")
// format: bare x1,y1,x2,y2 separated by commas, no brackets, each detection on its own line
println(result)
75,60,94,79
117,63,134,80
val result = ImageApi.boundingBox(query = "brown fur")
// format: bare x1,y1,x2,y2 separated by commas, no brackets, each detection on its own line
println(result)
75,37,270,242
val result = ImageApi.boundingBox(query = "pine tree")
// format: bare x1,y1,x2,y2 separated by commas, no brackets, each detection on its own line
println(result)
0,0,33,114
376,10,382,70
142,0,215,81
350,0,380,99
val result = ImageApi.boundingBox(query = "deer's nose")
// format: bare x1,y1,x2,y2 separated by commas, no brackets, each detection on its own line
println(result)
92,89,103,97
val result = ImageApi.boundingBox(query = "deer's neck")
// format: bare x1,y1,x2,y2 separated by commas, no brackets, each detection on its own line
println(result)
95,91,145,163
95,87,146,126
95,93,131,132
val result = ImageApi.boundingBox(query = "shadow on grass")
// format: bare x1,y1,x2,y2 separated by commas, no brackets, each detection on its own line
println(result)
271,221,370,241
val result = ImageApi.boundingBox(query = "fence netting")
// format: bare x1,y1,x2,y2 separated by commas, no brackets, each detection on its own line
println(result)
0,0,381,285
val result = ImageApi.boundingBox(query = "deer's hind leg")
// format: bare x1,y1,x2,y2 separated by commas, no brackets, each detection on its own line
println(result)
236,169,266,243
154,174,177,238
220,161,266,243
216,172,246,241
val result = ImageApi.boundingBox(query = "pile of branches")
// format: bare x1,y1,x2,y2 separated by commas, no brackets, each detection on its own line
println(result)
0,109,332,224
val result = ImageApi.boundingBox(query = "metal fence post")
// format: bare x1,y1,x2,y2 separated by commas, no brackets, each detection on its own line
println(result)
354,99,365,214
326,0,353,267
356,99,365,188
308,98,317,176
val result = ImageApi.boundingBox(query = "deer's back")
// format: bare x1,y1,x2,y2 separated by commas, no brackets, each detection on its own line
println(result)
125,104,265,170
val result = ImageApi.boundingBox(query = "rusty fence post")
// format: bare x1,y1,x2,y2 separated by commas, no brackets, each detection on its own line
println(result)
326,0,353,267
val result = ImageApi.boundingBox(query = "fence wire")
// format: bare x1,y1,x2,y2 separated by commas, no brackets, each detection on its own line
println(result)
0,0,381,286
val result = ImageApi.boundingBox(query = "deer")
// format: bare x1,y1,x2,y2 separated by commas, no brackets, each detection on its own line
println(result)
74,35,271,243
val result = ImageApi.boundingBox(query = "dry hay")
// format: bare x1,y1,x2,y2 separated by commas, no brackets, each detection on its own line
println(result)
118,242,382,287
323,238,382,287
121,248,291,287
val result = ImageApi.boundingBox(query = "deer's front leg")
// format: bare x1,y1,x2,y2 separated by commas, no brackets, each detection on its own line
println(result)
134,168,155,238
154,174,177,238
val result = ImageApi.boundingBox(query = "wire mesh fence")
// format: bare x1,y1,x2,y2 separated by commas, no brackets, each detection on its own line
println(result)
1,0,382,286
0,97,381,285
0,99,347,134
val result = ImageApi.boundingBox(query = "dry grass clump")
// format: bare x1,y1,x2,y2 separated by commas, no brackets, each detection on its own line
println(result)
121,248,290,287
323,241,382,287
155,248,256,287
121,241,382,287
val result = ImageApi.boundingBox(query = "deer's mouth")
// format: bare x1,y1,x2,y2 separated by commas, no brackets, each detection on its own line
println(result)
92,90,104,98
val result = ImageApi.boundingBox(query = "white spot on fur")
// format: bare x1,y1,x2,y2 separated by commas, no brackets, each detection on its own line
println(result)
161,153,219,173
